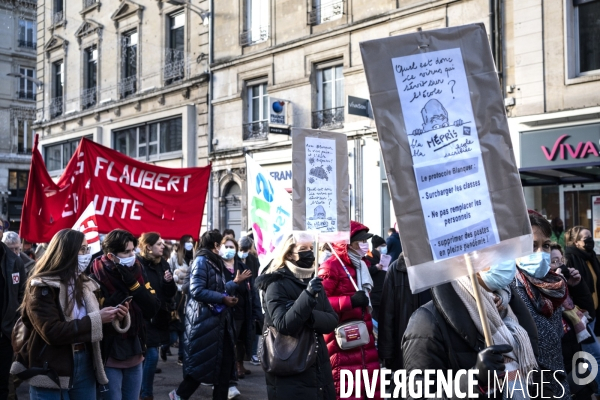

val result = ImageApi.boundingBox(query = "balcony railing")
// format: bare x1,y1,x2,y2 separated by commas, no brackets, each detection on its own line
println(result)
164,49,186,84
81,87,97,109
52,10,64,25
243,121,269,141
309,1,343,25
17,145,32,155
312,106,344,130
83,0,97,8
18,40,36,49
118,76,137,99
18,90,35,100
50,97,63,118
240,26,269,46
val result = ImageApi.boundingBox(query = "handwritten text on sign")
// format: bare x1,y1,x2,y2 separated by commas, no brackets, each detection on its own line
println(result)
305,137,337,233
392,48,499,261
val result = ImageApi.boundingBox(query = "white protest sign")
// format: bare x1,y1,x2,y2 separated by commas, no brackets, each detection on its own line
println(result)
72,202,101,255
305,136,338,233
391,48,499,261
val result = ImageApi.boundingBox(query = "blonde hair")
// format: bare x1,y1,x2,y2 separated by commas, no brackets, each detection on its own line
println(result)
271,234,297,270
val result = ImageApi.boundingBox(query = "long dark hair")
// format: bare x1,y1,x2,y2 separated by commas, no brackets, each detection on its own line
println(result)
23,229,86,315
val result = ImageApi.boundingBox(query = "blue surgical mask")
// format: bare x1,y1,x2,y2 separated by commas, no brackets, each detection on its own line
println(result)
220,247,236,260
379,246,388,255
479,260,517,291
320,251,332,264
517,252,551,278
238,251,249,259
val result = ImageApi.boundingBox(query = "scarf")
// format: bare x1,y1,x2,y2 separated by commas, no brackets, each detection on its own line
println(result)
347,249,374,293
452,277,538,391
562,294,591,343
516,269,567,317
284,261,314,280
91,256,145,337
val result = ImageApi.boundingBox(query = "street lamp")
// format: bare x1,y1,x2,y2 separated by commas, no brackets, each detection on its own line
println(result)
7,72,43,89
167,0,211,25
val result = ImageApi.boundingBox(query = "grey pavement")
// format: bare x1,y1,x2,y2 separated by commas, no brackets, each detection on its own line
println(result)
16,345,268,400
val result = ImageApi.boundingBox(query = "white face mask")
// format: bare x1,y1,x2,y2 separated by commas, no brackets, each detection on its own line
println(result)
78,254,92,273
184,242,194,251
113,254,137,267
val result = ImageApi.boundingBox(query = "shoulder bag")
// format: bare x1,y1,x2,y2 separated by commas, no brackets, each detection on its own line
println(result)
258,324,318,376
330,248,370,350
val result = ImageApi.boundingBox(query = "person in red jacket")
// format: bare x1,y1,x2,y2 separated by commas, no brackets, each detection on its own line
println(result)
319,221,381,400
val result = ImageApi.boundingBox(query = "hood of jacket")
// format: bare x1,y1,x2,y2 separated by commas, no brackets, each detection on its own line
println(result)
393,254,406,272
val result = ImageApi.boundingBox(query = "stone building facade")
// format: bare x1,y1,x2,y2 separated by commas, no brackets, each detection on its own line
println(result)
33,0,211,234
208,0,499,237
0,0,38,232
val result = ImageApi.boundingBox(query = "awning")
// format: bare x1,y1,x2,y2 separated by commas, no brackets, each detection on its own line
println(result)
520,165,600,186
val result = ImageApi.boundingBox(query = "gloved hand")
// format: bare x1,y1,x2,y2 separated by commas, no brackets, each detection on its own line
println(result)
474,344,513,388
350,290,369,308
307,277,323,296
115,263,138,287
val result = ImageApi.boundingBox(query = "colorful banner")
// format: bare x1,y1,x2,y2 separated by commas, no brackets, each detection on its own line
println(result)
361,24,532,292
246,155,292,266
20,136,211,242
72,202,101,255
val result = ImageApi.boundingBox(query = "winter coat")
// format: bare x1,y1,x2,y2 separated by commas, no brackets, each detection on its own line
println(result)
365,249,385,321
385,232,402,263
11,277,130,389
19,252,35,276
377,256,431,370
1,242,25,338
183,252,238,383
231,257,262,358
402,282,540,399
137,256,177,347
318,221,381,400
565,246,600,324
256,267,338,400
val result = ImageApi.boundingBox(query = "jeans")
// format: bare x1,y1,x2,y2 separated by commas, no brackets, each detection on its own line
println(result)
29,350,96,400
162,331,184,359
251,335,259,357
104,363,143,400
0,335,13,400
582,318,600,394
140,347,159,398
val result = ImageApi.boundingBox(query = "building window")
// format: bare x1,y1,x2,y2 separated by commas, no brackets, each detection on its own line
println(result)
50,60,64,118
44,137,91,172
18,67,35,100
8,170,29,199
241,0,269,46
113,117,182,160
313,64,344,129
82,46,97,109
309,0,344,25
575,0,600,74
83,0,97,9
243,82,268,140
53,0,64,25
120,30,137,98
16,119,34,154
165,12,185,84
18,20,36,49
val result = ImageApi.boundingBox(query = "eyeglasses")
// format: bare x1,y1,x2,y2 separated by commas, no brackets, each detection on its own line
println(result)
80,245,91,254
550,257,565,266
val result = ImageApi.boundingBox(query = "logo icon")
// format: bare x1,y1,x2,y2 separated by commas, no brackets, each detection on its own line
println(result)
573,351,598,386
271,101,284,114
12,273,19,284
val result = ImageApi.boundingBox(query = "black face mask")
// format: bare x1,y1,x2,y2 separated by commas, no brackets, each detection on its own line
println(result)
296,251,315,269
584,237,595,252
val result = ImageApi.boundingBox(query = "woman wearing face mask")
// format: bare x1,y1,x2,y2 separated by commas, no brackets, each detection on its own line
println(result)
256,233,338,399
11,229,129,400
238,236,263,367
90,229,161,400
318,221,380,399
166,234,195,365
510,211,573,398
220,236,256,397
565,226,600,395
137,232,177,400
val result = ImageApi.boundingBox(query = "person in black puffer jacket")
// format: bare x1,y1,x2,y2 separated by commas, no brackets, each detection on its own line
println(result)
170,230,239,400
255,233,338,400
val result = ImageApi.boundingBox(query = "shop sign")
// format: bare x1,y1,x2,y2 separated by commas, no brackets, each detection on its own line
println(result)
269,97,288,125
520,123,600,169
347,95,371,117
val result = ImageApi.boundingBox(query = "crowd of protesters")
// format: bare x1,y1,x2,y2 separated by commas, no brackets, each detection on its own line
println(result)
3,212,600,400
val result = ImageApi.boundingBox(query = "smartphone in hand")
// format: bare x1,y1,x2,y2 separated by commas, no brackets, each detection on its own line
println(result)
118,296,133,306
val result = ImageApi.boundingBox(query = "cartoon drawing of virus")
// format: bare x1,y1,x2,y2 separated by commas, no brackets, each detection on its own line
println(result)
308,157,315,164
308,177,315,184
326,165,333,173
309,166,328,181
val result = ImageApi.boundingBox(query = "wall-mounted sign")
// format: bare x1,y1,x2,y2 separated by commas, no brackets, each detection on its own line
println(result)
269,97,288,125
269,126,290,135
520,123,600,169
347,95,371,118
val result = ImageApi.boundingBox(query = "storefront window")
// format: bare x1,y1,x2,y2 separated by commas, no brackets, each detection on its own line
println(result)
564,189,600,231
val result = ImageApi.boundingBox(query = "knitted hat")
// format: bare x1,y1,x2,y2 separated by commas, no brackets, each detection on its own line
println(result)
371,235,386,249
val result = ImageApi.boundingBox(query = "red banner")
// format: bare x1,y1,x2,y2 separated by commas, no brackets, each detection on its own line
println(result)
20,137,211,242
